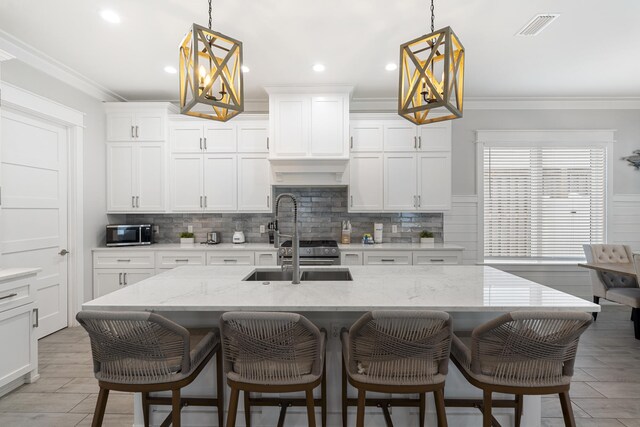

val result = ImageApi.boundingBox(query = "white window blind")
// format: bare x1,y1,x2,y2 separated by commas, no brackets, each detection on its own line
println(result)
483,145,606,260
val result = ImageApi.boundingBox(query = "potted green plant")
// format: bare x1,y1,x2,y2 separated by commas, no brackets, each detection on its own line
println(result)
179,232,195,246
419,230,434,245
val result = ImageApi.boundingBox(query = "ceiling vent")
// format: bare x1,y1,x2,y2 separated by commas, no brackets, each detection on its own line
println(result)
516,14,560,36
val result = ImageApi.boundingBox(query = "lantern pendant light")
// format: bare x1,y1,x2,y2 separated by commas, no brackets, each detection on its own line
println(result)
398,0,465,125
179,0,243,121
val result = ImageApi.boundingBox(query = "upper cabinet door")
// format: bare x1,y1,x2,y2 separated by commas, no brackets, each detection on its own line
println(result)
170,122,204,153
134,112,165,141
384,153,417,211
417,152,451,211
106,113,136,141
203,154,237,211
416,121,452,151
349,154,384,211
271,95,309,157
384,121,417,152
170,154,204,212
310,95,347,157
237,121,269,153
203,123,237,153
350,120,383,152
136,143,165,212
106,143,135,211
237,154,271,212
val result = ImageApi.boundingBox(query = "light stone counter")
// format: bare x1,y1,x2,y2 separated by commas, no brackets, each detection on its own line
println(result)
339,243,464,251
92,243,277,251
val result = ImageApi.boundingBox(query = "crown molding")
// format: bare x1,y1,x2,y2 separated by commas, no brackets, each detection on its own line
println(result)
0,29,125,102
0,48,15,61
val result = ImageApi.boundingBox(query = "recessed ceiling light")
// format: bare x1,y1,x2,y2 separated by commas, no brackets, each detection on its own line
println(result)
100,10,121,24
312,63,326,72
385,63,398,71
241,65,250,73
164,66,177,74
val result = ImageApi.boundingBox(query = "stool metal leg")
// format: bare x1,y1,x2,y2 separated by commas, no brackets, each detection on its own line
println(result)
244,391,251,427
419,392,426,427
172,389,181,427
141,391,150,427
482,389,492,427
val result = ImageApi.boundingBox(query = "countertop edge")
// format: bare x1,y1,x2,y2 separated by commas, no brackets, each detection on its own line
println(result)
0,267,41,281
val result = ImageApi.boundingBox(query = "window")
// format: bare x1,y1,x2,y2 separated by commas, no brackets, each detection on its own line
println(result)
480,133,609,261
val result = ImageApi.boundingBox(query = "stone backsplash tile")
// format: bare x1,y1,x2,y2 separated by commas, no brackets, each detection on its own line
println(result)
124,187,443,244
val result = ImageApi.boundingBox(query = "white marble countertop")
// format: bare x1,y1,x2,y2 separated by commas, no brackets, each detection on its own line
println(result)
0,268,41,282
338,243,464,251
93,243,464,252
83,265,598,313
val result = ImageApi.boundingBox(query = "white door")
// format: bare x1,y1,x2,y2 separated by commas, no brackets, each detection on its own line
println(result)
1,110,68,338
106,143,134,212
203,154,237,211
170,154,204,211
417,152,451,211
416,121,451,151
238,154,271,212
170,122,204,153
134,112,164,141
136,143,165,211
349,154,384,211
203,123,236,152
310,95,345,157
384,121,417,152
384,153,417,211
237,121,269,153
106,113,135,141
272,95,309,157
350,120,383,152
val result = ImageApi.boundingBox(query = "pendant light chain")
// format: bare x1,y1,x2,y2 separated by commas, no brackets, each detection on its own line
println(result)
430,0,435,33
208,0,212,29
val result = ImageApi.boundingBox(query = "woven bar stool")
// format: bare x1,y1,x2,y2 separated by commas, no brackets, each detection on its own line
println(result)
449,311,592,427
76,311,224,427
220,311,327,427
341,311,453,427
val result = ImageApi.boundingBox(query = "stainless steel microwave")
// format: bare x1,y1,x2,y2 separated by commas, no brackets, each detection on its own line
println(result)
106,224,153,247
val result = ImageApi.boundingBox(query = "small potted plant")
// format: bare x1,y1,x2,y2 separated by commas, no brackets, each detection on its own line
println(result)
419,230,435,245
179,232,195,246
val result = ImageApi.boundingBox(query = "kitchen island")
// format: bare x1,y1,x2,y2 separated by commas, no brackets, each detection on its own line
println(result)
83,265,598,427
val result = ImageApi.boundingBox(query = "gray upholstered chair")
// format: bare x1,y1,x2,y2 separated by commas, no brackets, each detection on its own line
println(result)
450,311,592,427
220,311,327,427
583,244,638,321
76,311,224,427
341,311,452,427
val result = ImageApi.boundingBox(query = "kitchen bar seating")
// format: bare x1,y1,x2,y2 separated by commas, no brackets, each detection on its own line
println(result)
76,311,224,427
341,311,453,427
220,311,327,427
449,311,592,427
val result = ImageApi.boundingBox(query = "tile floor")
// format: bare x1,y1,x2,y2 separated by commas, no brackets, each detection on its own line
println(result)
0,305,639,426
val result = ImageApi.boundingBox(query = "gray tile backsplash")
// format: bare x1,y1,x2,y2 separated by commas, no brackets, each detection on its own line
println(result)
124,187,443,244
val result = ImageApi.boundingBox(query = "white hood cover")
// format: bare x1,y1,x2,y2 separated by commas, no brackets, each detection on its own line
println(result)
269,158,349,186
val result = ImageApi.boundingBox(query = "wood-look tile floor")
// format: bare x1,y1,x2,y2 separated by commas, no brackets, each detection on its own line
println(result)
0,305,639,426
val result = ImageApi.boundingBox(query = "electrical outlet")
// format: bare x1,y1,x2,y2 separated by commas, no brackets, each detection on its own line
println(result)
153,225,159,234
260,225,266,234
392,224,398,233
187,225,193,233
331,323,340,339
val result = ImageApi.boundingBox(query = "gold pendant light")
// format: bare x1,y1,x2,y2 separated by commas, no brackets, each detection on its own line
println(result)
398,0,465,125
179,0,243,121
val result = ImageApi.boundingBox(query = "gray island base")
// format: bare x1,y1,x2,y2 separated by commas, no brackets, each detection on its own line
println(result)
83,265,598,427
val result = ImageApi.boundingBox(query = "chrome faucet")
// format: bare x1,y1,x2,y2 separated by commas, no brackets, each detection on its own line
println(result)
274,193,300,284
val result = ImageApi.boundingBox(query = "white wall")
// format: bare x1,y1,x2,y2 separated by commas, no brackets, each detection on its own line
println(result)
1,59,106,302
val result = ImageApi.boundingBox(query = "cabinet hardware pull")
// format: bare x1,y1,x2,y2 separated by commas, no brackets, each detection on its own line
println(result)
175,259,189,262
204,137,207,150
223,259,237,263
132,196,135,208
417,195,421,207
33,308,39,328
430,259,445,262
381,259,395,262
350,136,353,150
131,126,134,138
0,293,17,301
136,196,139,208
204,196,207,207
118,272,123,286
267,137,269,150
199,137,203,150
116,259,131,262
267,195,270,207
418,136,422,149
414,136,417,149
135,126,139,138
200,196,203,208
123,273,128,286
350,195,353,207
413,195,417,208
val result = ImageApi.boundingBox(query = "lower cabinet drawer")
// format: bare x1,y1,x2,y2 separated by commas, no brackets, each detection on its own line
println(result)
363,251,412,265
0,277,34,314
341,251,363,265
412,251,462,265
207,253,255,265
156,251,206,268
255,251,278,266
93,251,155,268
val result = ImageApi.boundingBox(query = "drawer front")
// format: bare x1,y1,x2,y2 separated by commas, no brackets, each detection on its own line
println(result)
412,251,462,265
0,302,36,386
363,251,412,265
93,251,155,268
255,251,278,266
207,252,255,265
0,277,34,313
341,251,363,266
156,251,206,268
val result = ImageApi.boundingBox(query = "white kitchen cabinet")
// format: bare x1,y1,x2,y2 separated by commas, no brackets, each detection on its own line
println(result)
203,123,236,152
384,153,418,211
413,251,462,265
350,120,383,152
255,251,278,266
155,251,206,270
93,269,155,298
416,122,452,151
384,121,417,152
170,121,237,153
349,154,383,211
106,111,165,142
206,252,255,265
107,142,165,212
169,154,203,211
341,251,363,265
237,120,269,153
238,154,271,212
93,251,155,269
363,251,413,265
268,90,350,158
416,152,451,211
0,302,37,392
203,154,237,211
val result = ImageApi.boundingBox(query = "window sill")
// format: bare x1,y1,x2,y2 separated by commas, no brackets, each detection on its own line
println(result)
481,259,585,267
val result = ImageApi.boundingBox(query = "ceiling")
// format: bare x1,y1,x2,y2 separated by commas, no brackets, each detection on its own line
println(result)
1,0,639,102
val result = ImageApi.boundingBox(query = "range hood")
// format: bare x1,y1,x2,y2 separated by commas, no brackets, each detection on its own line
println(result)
269,158,349,186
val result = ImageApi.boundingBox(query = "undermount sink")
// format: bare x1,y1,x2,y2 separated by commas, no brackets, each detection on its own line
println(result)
242,268,353,282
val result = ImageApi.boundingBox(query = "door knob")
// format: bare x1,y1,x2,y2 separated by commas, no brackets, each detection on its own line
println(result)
58,249,69,256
